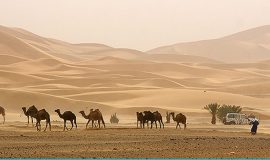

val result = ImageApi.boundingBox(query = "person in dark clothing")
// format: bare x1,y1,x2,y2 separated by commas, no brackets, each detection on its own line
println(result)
249,118,259,135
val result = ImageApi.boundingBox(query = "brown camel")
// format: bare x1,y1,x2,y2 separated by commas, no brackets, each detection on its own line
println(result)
79,110,98,129
55,109,77,131
89,109,105,128
0,106,5,124
22,105,38,126
136,112,144,128
170,112,187,129
35,109,51,131
153,111,164,129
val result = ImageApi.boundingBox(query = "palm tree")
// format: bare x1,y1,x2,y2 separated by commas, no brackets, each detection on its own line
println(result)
204,103,220,124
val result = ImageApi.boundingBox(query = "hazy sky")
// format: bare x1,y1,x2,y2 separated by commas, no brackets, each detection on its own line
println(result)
1,0,270,51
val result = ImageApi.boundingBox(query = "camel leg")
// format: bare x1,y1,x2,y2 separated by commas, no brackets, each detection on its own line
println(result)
103,121,105,128
137,120,138,128
31,117,34,126
98,120,101,128
44,122,48,132
86,119,90,129
155,121,157,129
36,121,40,131
74,118,77,129
161,120,164,129
27,116,29,126
3,115,5,124
64,120,66,131
70,120,74,130
49,122,51,131
91,120,94,128
176,122,178,129
184,123,186,129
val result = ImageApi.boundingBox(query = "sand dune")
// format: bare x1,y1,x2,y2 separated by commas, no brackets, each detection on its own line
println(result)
0,54,27,65
140,53,221,64
1,25,270,124
148,25,270,63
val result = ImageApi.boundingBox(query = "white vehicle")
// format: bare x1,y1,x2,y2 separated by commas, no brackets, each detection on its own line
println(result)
223,113,250,125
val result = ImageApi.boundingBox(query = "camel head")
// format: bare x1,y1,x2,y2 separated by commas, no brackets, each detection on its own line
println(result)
54,109,60,113
170,112,175,116
22,107,27,114
79,111,85,114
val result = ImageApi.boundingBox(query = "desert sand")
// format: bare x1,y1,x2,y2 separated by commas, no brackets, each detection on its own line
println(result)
1,25,270,158
0,122,270,158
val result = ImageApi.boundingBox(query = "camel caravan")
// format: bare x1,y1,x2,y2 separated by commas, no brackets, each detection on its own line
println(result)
0,105,187,131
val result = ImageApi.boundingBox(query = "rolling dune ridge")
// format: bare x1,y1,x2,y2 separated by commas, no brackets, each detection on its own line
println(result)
1,25,270,122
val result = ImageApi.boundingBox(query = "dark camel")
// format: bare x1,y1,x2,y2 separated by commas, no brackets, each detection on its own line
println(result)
0,106,5,124
143,111,156,129
35,109,51,131
153,111,164,129
136,112,144,128
55,109,77,131
22,105,38,126
170,112,187,129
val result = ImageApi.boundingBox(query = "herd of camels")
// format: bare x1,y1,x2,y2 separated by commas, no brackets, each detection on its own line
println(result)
0,105,187,131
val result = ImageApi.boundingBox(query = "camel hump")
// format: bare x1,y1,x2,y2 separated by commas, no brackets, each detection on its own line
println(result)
40,109,47,112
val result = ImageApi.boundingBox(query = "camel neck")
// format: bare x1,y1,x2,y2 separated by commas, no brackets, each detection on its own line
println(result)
81,112,88,119
56,111,63,119
172,114,176,121
22,109,28,116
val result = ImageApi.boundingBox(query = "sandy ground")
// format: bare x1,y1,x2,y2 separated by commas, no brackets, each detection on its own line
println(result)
0,121,270,158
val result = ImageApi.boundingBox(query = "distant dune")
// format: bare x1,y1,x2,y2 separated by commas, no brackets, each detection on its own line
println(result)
148,25,270,63
1,25,270,122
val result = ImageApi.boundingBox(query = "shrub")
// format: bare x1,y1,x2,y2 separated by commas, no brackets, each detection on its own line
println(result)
110,113,119,124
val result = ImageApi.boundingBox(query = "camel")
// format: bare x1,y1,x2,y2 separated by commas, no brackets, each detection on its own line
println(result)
0,106,5,124
35,109,51,131
22,105,38,126
143,111,156,129
170,112,187,129
79,109,103,128
153,111,164,129
55,109,77,131
136,112,144,128
89,109,105,128
79,110,98,128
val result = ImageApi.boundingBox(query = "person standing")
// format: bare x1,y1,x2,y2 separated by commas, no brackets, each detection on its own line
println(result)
249,118,259,135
